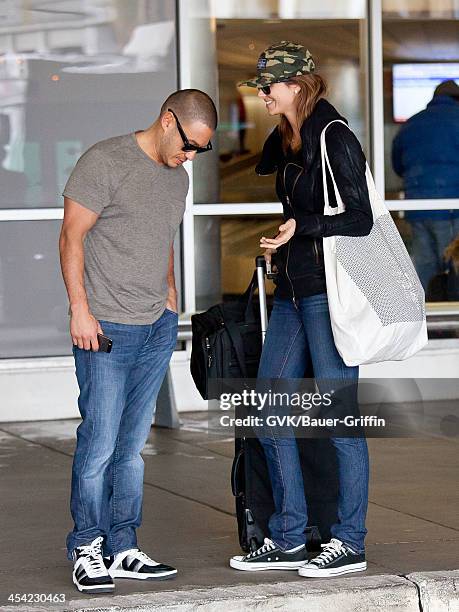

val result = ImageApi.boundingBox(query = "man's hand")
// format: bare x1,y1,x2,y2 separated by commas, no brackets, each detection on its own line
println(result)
166,289,178,313
260,218,296,249
166,245,178,313
70,304,103,351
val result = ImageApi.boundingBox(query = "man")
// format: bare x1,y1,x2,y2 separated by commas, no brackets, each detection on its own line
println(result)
392,79,459,294
59,89,217,593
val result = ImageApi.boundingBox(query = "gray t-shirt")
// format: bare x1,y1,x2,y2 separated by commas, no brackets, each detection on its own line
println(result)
63,133,188,325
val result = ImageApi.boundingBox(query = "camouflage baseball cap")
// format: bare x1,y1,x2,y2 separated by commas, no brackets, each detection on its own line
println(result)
239,41,315,88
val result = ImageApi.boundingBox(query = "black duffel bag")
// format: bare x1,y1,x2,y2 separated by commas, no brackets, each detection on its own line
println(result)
191,272,262,400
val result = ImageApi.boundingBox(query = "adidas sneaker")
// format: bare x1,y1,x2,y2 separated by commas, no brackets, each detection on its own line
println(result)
72,536,114,593
104,548,177,580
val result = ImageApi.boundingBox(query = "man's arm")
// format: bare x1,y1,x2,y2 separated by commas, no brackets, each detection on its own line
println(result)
165,245,178,313
59,197,103,350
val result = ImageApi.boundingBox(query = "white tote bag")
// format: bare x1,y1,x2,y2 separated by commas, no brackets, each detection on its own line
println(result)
320,120,428,366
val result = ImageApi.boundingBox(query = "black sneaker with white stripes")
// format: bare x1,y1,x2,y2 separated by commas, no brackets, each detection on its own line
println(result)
230,538,307,571
298,538,367,578
72,536,114,593
104,548,177,580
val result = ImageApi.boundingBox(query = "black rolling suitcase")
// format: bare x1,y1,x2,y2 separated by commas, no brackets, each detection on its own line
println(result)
231,256,339,553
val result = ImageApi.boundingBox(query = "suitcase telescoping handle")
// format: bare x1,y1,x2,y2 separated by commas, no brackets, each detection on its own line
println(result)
256,256,269,343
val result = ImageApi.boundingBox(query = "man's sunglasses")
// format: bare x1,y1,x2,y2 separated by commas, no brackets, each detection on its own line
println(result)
168,108,212,154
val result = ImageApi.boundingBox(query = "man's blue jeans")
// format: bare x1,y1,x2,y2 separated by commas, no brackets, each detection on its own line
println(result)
66,308,178,560
257,294,369,554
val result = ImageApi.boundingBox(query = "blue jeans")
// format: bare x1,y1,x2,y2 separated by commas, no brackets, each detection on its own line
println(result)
66,308,178,560
257,294,369,553
410,218,459,291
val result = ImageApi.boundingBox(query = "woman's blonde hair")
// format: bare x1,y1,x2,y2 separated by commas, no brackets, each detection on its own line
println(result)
278,73,328,152
444,236,459,272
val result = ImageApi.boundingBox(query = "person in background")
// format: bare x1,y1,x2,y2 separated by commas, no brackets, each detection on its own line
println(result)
444,235,459,301
392,80,459,295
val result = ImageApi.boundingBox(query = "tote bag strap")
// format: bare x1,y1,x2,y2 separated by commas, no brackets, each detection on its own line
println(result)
320,119,350,215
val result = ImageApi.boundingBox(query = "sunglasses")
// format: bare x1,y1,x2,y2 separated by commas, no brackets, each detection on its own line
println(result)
259,80,292,96
167,108,212,154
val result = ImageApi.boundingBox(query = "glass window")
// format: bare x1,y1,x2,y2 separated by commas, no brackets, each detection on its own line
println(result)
186,1,369,204
195,215,281,311
0,220,183,357
382,1,459,201
0,220,71,357
195,211,459,313
0,1,177,209
392,210,459,302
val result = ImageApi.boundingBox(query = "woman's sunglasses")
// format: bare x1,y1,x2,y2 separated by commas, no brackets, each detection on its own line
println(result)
259,85,273,95
168,108,212,154
259,80,292,96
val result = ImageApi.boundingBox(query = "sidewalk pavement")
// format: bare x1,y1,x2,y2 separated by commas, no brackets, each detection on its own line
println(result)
0,409,458,611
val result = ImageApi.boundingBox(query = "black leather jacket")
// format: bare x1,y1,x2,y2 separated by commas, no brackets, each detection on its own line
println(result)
256,98,373,300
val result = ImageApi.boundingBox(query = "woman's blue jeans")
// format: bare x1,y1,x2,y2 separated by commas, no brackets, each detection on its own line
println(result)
257,294,369,553
66,308,178,559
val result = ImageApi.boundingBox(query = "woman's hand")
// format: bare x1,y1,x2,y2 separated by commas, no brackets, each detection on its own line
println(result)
260,218,296,249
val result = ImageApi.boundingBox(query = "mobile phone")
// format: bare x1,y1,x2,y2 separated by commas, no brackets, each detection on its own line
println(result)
265,258,278,280
97,333,113,353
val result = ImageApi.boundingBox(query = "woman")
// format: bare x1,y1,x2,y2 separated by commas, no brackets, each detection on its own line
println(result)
230,42,372,577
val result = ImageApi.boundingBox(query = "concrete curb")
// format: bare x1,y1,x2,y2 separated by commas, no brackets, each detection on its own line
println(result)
0,574,419,612
407,570,459,612
2,571,458,612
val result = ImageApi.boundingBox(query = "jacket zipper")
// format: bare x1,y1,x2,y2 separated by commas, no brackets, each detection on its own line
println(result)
205,337,212,369
313,239,319,264
283,162,303,309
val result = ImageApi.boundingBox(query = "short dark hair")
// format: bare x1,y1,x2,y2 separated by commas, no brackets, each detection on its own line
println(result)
160,89,218,130
434,79,459,100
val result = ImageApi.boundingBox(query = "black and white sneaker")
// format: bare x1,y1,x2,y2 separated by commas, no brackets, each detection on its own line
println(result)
298,538,367,578
104,548,177,580
72,536,115,593
230,538,306,571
